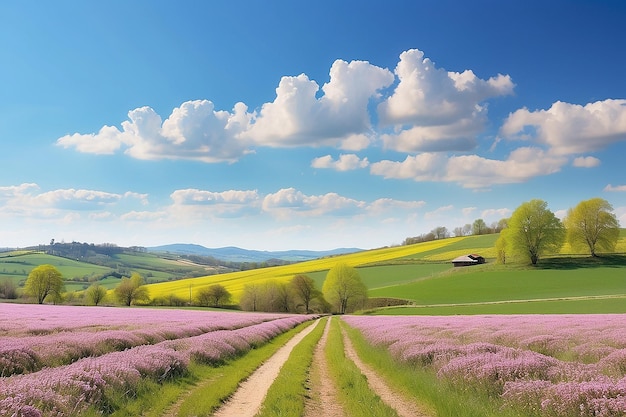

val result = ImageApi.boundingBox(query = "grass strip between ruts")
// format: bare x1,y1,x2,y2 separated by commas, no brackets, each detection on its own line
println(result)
324,316,400,417
105,320,316,417
255,317,326,417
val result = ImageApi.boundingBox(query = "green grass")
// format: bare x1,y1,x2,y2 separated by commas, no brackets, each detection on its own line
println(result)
256,318,326,417
0,251,110,277
340,319,527,417
324,317,399,417
371,296,626,315
369,257,626,305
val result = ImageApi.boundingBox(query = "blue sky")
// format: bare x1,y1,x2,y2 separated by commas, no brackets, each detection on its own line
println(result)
1,0,625,251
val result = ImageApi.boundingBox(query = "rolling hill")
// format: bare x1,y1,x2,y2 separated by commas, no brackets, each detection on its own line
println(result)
147,244,363,263
144,233,626,314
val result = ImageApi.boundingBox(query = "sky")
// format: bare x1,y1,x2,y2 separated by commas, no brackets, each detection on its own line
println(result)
1,0,626,251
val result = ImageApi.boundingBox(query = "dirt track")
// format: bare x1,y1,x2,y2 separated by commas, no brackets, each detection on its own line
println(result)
211,316,431,417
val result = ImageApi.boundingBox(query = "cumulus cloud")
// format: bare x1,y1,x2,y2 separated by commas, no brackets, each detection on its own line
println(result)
499,99,626,155
369,153,448,181
370,147,567,188
425,205,454,220
120,211,166,221
170,189,259,205
169,188,261,218
57,100,253,162
311,154,369,171
462,207,477,217
380,120,481,153
481,208,512,219
0,183,147,221
367,198,426,213
604,184,626,192
445,147,567,188
378,49,514,153
262,188,366,217
572,156,601,168
244,60,394,147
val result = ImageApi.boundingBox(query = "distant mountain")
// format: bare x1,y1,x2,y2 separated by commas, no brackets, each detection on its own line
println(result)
147,244,363,263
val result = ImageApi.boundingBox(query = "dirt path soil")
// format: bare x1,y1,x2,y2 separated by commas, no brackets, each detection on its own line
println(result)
203,316,432,417
341,326,432,417
212,319,321,417
303,317,345,417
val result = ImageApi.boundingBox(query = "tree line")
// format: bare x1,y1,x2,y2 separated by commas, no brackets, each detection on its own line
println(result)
496,197,620,265
403,218,507,245
19,262,369,315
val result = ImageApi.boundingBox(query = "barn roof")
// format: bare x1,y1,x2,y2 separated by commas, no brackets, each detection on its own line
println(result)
451,254,485,263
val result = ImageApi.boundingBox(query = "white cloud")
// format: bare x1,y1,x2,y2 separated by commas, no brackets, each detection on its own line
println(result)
370,153,448,181
481,208,511,220
377,49,514,153
120,211,166,221
499,99,626,155
370,147,567,188
56,125,125,154
446,147,567,188
380,119,481,153
572,156,601,168
425,204,454,220
57,100,254,163
604,184,626,192
367,198,426,213
244,60,394,147
0,184,148,221
311,154,369,171
170,189,259,205
462,207,477,217
169,189,261,219
262,188,366,217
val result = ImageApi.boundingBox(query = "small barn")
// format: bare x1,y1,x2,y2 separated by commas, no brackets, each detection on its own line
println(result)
451,254,485,267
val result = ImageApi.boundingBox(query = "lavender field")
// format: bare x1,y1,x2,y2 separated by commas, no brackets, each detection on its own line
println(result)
343,314,626,417
0,304,315,416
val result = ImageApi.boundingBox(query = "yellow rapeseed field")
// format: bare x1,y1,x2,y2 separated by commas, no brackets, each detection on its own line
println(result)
145,237,462,301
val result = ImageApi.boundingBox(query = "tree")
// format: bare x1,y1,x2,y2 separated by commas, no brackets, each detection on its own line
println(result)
506,199,565,265
289,274,321,313
114,273,150,306
495,230,508,264
85,283,108,306
24,264,64,304
431,226,450,239
564,198,620,257
322,263,367,314
196,284,232,307
472,219,487,235
240,283,262,311
0,278,18,299
262,280,291,312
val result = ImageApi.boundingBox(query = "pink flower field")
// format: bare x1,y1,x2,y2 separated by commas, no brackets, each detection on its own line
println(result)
0,303,315,416
343,314,626,417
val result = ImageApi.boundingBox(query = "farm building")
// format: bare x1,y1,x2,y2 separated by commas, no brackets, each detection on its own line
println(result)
451,254,485,267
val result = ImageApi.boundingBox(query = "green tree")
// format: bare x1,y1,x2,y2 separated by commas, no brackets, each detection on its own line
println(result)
114,273,150,306
85,283,108,306
239,283,262,311
472,218,487,235
322,263,367,314
507,199,565,265
495,230,508,264
564,198,620,257
289,274,321,313
24,264,64,304
196,284,232,307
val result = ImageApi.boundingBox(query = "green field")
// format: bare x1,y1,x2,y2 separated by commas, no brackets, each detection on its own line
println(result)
4,232,626,314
